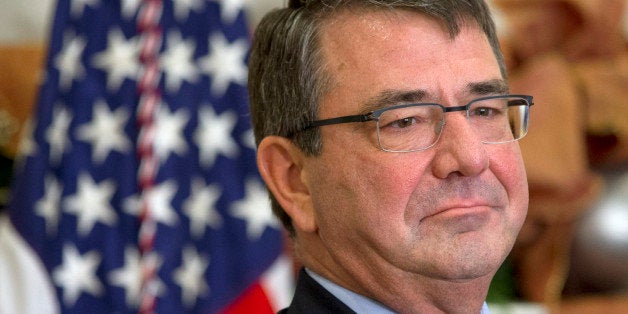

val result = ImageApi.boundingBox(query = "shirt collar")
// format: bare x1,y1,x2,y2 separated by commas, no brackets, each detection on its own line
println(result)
306,268,395,314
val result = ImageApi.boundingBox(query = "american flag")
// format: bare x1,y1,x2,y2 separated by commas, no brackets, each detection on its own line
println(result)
9,0,290,313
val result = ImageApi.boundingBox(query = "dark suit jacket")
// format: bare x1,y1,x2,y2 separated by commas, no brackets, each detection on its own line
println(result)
278,269,356,314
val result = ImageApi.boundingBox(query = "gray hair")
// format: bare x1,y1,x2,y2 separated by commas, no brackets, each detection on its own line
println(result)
248,0,506,235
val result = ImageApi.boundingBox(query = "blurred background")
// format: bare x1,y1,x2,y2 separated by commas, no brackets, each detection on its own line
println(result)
0,0,626,313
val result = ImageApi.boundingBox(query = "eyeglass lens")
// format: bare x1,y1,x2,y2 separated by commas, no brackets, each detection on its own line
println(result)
375,97,530,152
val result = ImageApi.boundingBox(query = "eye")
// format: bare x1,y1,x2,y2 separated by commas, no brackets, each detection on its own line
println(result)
469,103,507,119
390,117,417,128
378,105,441,133
472,107,495,117
469,98,509,119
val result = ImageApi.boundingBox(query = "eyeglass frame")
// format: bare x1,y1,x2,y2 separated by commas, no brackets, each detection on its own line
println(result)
294,94,534,152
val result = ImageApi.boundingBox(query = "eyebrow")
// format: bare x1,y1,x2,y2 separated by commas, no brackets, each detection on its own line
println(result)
360,79,510,113
362,89,428,113
467,79,510,95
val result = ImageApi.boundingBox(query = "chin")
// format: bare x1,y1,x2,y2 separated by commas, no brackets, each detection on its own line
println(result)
440,234,511,281
410,246,506,282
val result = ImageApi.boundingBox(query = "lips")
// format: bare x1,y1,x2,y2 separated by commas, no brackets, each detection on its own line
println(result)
418,203,495,234
421,201,494,221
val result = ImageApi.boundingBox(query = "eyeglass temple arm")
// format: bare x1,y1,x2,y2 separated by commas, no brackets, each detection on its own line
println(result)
306,114,373,128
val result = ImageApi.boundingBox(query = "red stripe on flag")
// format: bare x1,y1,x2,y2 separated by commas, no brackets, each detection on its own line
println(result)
222,281,275,314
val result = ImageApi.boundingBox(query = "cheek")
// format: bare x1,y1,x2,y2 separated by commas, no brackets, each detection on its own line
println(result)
318,151,426,212
359,151,425,188
353,152,434,224
489,145,529,221
313,131,435,236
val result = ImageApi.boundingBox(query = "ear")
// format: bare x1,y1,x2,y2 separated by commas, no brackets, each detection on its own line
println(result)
257,136,317,233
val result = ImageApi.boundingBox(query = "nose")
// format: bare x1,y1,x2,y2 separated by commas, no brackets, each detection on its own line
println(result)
430,113,489,179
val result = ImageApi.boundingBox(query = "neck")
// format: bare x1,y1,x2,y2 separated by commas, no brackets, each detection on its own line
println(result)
388,276,491,313
296,236,494,314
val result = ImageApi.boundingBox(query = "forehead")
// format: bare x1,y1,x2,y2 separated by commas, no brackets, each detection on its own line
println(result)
317,9,502,113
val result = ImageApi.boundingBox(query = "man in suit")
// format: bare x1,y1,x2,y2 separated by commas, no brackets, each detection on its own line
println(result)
248,0,532,312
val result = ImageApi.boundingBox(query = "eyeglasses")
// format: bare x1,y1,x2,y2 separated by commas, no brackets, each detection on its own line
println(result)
297,94,533,152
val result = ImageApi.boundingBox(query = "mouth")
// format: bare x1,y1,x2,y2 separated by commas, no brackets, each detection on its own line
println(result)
421,204,494,232
423,200,494,218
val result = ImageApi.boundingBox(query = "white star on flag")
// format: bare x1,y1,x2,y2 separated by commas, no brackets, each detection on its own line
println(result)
53,244,104,307
154,105,190,163
70,0,99,17
76,100,132,164
63,173,118,236
230,179,280,240
35,174,64,236
108,247,165,307
108,246,142,307
172,0,205,21
45,104,73,165
211,0,245,24
183,178,223,238
92,28,140,91
194,105,238,168
161,31,200,93
140,252,167,299
120,0,141,20
198,32,248,97
54,32,87,90
241,129,256,151
124,180,179,227
173,246,210,307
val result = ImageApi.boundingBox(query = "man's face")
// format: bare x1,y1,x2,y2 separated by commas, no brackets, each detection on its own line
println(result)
302,10,528,283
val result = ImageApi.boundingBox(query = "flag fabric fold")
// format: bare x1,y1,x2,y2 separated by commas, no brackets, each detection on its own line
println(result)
9,0,287,312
